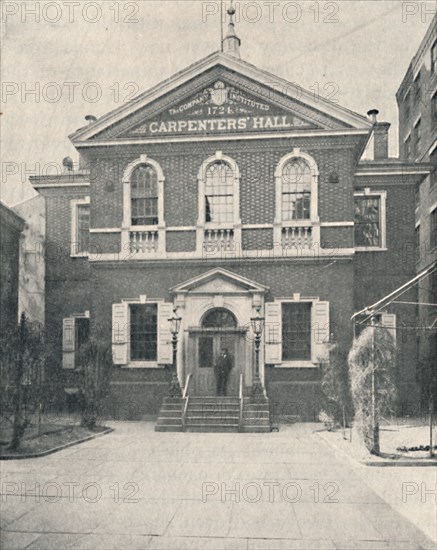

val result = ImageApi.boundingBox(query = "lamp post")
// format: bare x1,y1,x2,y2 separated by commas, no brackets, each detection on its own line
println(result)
168,307,182,398
251,306,265,401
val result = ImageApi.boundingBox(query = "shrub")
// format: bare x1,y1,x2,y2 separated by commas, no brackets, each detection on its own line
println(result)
76,339,113,429
348,324,396,455
0,314,54,450
319,343,353,430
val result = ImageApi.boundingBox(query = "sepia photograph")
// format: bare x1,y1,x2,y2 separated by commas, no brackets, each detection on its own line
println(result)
0,1,436,548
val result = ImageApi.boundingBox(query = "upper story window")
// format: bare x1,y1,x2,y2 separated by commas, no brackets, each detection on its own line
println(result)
415,183,421,209
122,154,165,256
432,92,437,129
205,161,234,224
414,119,422,157
404,135,412,160
131,165,159,226
431,149,437,190
281,158,312,221
354,190,387,250
77,205,90,253
274,149,319,251
415,224,421,262
431,40,437,74
404,91,411,120
414,72,421,104
70,197,90,257
431,208,437,250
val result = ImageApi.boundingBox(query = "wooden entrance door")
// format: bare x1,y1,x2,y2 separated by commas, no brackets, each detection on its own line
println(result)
194,308,241,396
196,332,239,396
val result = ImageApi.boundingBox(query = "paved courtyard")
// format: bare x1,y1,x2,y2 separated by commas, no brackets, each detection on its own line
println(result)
1,422,435,550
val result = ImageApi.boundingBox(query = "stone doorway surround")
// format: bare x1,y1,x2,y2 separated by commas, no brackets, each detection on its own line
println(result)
170,268,269,394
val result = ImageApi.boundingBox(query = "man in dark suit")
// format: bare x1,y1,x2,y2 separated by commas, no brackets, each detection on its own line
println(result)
214,348,233,396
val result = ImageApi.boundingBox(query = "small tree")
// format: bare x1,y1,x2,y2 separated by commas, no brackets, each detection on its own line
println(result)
319,343,353,431
348,324,396,455
76,339,112,429
0,314,53,451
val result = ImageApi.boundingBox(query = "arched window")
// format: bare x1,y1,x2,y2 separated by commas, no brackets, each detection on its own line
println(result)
202,308,238,329
205,161,234,224
281,158,312,221
131,164,158,226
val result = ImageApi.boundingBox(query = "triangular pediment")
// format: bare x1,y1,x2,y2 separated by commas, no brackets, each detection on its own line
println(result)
170,268,268,294
70,52,372,144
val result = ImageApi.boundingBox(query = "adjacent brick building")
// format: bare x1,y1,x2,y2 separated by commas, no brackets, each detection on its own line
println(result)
0,202,25,331
30,19,431,422
397,13,437,405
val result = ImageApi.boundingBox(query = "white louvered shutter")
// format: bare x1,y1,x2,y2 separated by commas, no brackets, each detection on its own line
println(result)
264,302,282,364
157,302,174,365
112,302,129,365
62,318,76,369
313,301,330,362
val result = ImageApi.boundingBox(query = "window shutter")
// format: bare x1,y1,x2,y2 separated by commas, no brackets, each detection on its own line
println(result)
380,313,396,345
313,301,330,363
264,302,282,364
112,303,129,365
157,302,174,365
62,318,76,369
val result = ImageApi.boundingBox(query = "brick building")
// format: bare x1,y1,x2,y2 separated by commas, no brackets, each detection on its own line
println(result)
0,202,25,331
30,15,431,426
396,13,437,404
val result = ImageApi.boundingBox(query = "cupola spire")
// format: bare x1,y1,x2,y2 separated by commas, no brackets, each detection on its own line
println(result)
222,1,241,58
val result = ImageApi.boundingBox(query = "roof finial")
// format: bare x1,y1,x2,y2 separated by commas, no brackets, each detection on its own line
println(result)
222,0,241,58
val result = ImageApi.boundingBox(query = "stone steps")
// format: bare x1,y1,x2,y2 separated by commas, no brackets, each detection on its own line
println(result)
155,396,271,433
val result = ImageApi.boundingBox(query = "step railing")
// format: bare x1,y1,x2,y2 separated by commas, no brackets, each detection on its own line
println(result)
182,374,192,431
238,373,244,432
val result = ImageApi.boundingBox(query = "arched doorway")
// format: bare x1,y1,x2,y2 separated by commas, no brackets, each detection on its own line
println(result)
195,307,243,396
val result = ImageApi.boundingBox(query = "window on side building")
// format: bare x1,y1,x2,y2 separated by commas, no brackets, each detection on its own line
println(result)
431,208,437,251
414,119,421,158
430,149,437,190
431,40,437,74
71,198,90,257
354,192,386,249
404,135,411,160
414,71,421,104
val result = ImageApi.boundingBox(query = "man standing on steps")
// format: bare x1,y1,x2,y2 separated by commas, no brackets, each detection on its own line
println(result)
214,348,233,396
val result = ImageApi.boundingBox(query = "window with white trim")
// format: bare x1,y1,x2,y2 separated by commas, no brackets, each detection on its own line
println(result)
131,165,159,226
354,191,386,250
282,302,312,361
71,198,90,257
129,303,158,361
121,155,166,256
281,158,312,221
264,299,329,366
205,161,235,224
112,300,173,367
